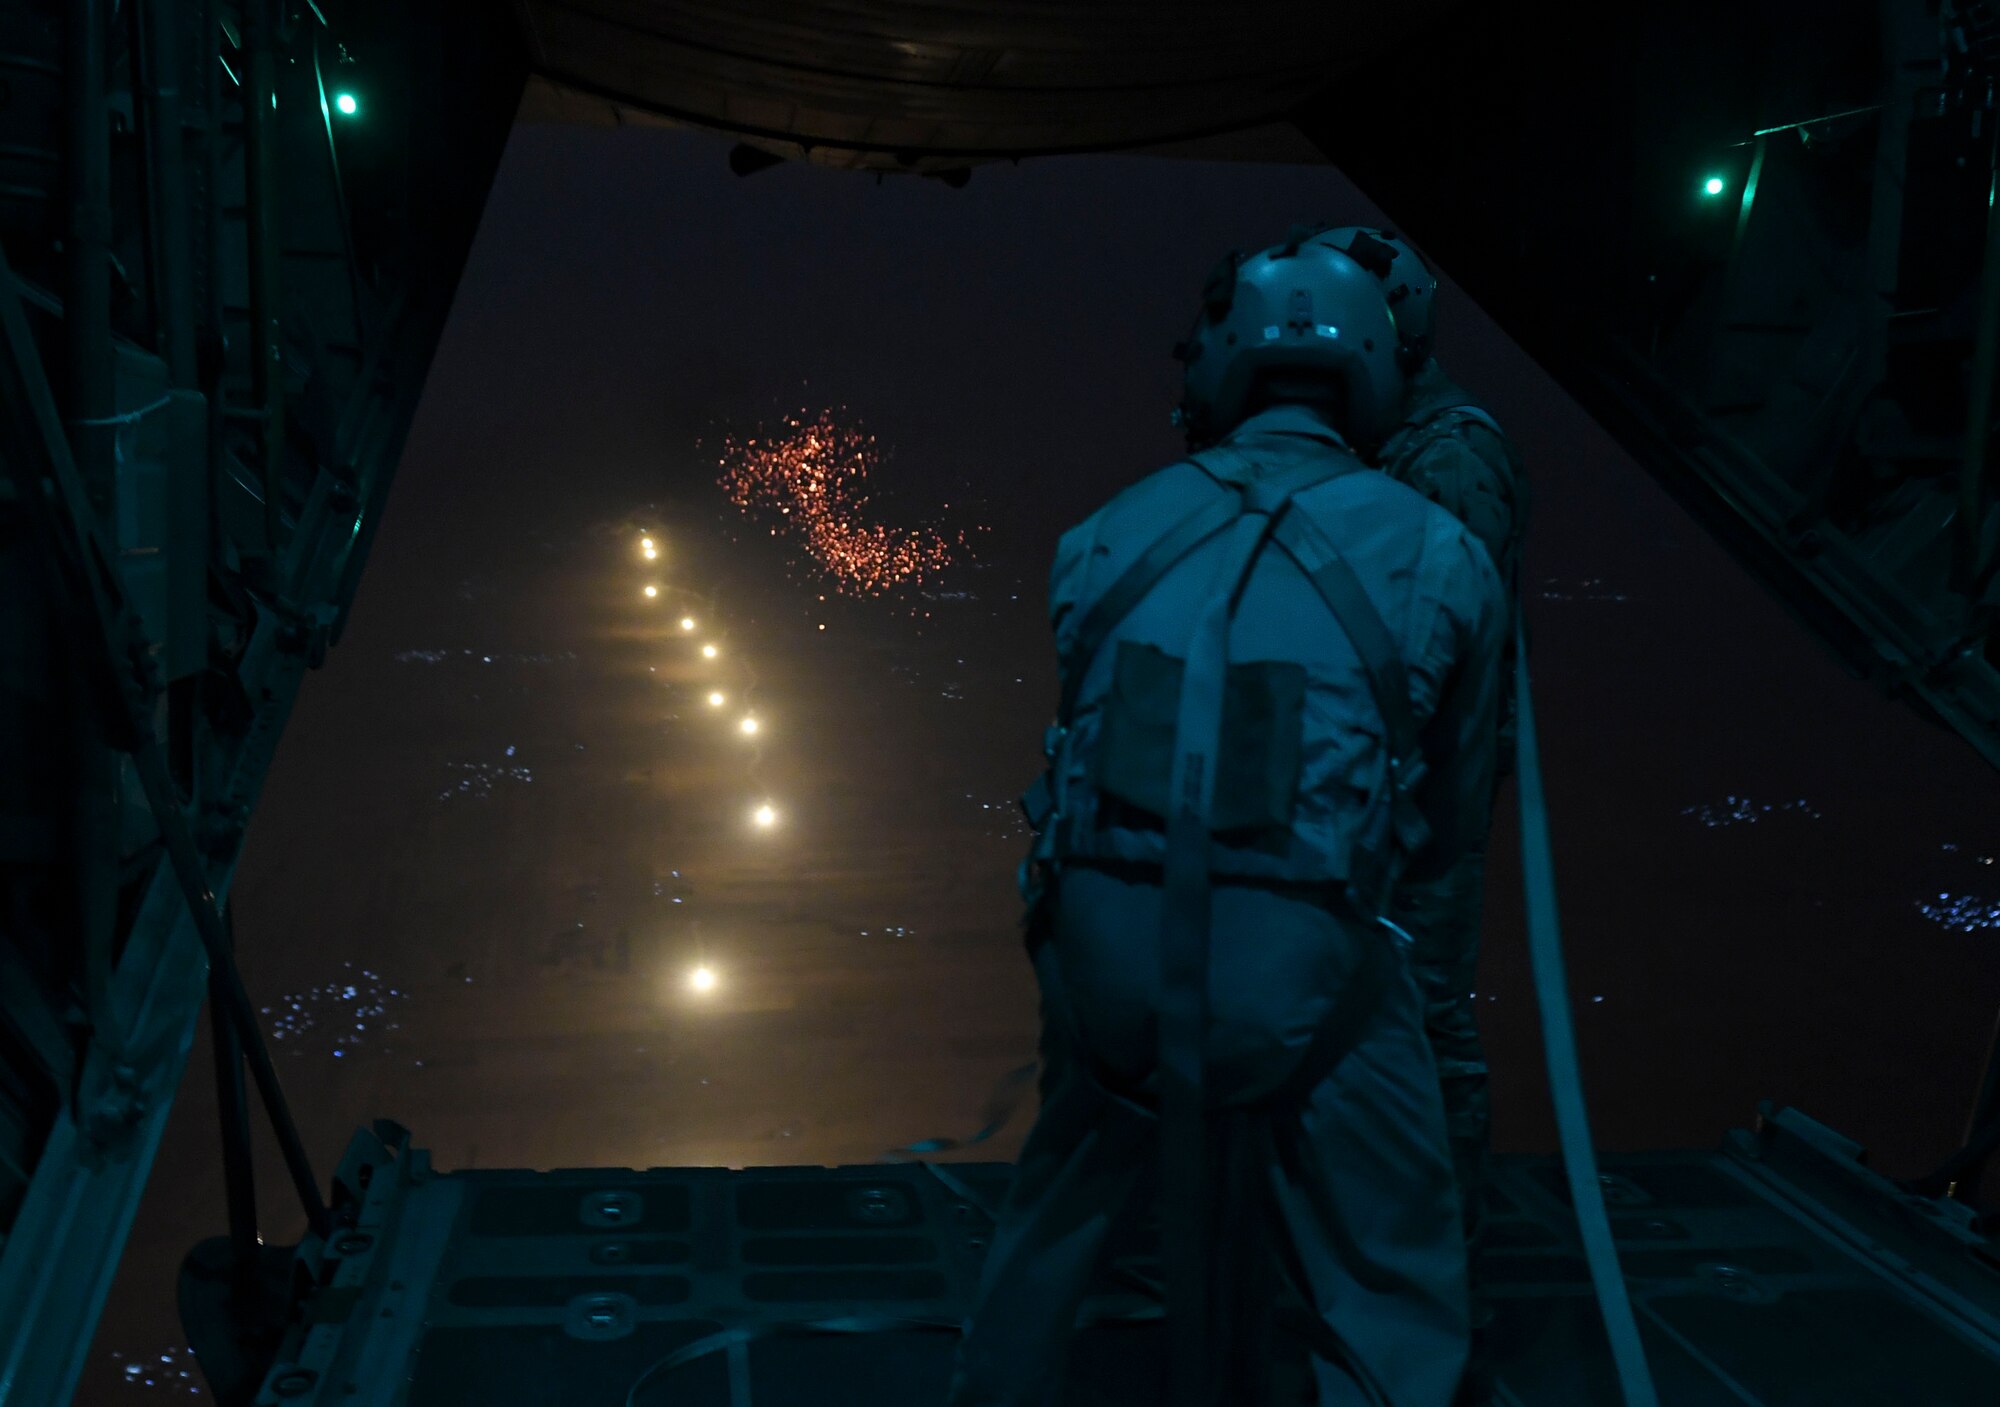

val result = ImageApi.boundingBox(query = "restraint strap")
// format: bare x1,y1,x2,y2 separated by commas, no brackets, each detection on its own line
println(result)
1515,618,1659,1407
1271,509,1422,910
1055,446,1353,727
1159,516,1264,1407
1058,482,1240,727
1271,510,1417,765
1040,442,1377,1407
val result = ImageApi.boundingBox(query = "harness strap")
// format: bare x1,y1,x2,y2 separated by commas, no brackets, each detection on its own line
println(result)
1011,931,1399,1405
1027,444,1356,902
1056,453,1245,728
1160,515,1265,1407
1271,510,1424,912
1056,444,1340,725
1034,441,1415,1407
1270,510,1417,762
1515,618,1659,1407
1159,456,1368,1407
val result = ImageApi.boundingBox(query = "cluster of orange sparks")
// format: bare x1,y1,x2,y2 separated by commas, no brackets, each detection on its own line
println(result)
715,409,964,596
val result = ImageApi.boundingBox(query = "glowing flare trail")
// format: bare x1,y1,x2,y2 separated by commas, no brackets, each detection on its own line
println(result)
715,408,966,595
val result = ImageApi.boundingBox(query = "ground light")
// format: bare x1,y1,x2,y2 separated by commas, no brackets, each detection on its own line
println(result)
334,92,358,117
688,966,718,994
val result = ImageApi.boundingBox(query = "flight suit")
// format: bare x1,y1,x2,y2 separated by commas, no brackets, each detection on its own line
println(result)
946,404,1507,1406
1374,359,1527,1396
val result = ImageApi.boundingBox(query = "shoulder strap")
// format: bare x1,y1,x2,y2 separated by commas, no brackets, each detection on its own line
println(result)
1158,512,1264,1407
1055,445,1354,725
1271,508,1424,909
1053,441,1361,1407
1057,470,1237,727
1271,509,1419,767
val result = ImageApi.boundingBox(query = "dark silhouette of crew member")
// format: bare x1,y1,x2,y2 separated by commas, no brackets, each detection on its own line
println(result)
947,226,1507,1407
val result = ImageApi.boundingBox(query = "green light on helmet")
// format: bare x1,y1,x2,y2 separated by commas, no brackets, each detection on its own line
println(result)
1702,174,1726,197
334,92,359,117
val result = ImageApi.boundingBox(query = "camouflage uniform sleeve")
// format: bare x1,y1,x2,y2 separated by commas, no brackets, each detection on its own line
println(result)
1402,432,1521,588
1407,425,1525,782
1402,530,1506,885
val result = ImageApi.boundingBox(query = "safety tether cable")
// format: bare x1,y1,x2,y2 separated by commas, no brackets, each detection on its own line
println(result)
1514,618,1659,1407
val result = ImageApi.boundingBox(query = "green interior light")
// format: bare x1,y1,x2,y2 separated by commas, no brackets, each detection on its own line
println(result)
334,92,358,117
1703,175,1726,196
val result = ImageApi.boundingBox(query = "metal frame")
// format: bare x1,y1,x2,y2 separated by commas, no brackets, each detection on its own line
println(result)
0,5,528,1403
0,227,326,1407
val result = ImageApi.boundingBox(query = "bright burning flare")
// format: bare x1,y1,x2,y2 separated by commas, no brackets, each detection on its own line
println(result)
688,966,717,993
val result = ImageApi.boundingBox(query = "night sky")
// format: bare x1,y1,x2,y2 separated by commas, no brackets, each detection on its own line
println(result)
83,122,2000,1397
